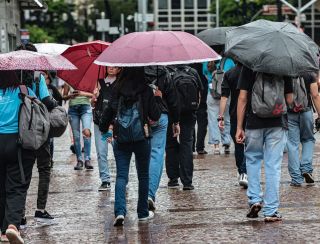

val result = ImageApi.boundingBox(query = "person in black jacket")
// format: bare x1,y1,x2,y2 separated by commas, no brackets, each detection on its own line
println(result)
144,66,180,211
99,67,162,226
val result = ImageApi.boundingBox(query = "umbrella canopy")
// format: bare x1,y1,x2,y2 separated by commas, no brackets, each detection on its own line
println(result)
34,43,70,55
225,20,319,76
57,40,110,93
196,27,235,46
0,50,77,70
94,31,220,67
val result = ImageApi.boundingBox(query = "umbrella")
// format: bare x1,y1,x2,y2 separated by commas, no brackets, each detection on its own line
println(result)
196,27,235,46
225,20,319,76
34,43,70,55
57,40,110,93
0,50,77,70
94,31,220,67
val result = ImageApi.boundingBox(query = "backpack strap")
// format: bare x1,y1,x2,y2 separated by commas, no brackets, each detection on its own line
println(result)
19,85,29,96
35,74,41,98
219,57,226,71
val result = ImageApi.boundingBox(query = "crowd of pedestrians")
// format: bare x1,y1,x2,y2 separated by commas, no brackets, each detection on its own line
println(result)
0,21,320,244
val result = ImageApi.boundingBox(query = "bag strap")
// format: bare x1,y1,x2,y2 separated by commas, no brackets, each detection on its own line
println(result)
219,57,226,71
34,73,41,98
19,85,29,96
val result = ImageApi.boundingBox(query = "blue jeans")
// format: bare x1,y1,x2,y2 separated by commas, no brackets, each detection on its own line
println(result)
245,127,286,216
207,95,231,145
113,139,151,218
287,111,315,184
149,114,168,201
68,104,92,162
94,124,111,183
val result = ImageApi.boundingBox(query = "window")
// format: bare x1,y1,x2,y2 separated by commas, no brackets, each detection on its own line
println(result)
159,0,168,9
172,0,181,9
198,0,207,8
185,0,194,9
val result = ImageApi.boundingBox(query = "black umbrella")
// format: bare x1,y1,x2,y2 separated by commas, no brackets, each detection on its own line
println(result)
196,27,236,46
225,20,319,77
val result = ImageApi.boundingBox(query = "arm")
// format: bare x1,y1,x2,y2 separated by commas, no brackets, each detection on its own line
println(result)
310,83,320,116
50,85,63,106
236,90,248,143
62,84,76,101
218,96,228,130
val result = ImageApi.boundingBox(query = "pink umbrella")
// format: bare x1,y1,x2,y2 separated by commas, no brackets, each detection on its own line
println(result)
94,31,220,67
0,50,77,70
57,40,110,93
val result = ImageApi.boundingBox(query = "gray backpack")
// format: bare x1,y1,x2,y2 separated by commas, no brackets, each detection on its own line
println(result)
289,77,309,113
49,106,68,137
210,58,226,99
251,73,287,118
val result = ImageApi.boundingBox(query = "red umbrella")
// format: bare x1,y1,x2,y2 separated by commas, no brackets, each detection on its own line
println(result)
57,40,110,93
0,50,77,70
94,31,220,67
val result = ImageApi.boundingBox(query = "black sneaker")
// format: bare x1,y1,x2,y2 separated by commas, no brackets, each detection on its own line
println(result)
302,173,314,184
246,202,262,218
148,197,156,211
183,185,195,191
197,150,208,155
168,178,179,189
223,144,231,154
34,210,55,225
74,160,84,170
264,212,282,222
98,182,111,191
85,160,94,170
70,145,76,154
290,182,302,187
20,216,27,229
113,215,125,226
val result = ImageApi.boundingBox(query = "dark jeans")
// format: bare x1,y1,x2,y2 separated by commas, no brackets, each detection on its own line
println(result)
166,113,196,186
0,133,35,233
230,119,246,174
113,139,151,219
193,104,208,152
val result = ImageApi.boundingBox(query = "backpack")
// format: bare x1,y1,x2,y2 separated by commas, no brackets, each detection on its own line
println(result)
49,106,68,137
210,58,226,99
251,73,287,118
18,85,50,150
170,66,200,113
114,96,146,143
289,76,309,113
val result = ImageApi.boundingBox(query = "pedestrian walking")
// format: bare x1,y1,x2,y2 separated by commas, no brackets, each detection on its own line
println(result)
236,66,293,222
99,67,162,226
92,66,121,191
0,70,37,244
287,72,320,186
145,66,180,211
218,63,247,188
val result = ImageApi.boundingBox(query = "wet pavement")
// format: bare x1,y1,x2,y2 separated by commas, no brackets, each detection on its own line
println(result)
22,128,320,243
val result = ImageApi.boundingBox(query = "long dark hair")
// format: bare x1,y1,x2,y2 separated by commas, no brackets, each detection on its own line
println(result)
0,71,20,92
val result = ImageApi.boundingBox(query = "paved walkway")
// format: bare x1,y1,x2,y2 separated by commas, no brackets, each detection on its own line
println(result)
22,128,320,243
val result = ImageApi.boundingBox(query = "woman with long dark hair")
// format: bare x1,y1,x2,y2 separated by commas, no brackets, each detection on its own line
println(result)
0,71,36,244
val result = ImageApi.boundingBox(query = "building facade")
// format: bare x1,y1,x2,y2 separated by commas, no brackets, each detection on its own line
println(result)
153,0,213,34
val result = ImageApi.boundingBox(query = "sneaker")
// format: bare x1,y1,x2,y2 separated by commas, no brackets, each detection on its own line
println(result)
34,210,55,226
84,160,94,170
70,145,75,154
74,160,84,170
168,179,179,189
223,144,231,154
302,173,314,184
1,234,9,242
5,225,24,244
20,217,27,230
183,185,195,191
264,212,282,222
197,150,208,155
148,197,156,212
113,215,125,227
246,202,262,218
98,182,111,191
290,182,302,187
239,173,248,188
213,145,220,155
138,211,154,222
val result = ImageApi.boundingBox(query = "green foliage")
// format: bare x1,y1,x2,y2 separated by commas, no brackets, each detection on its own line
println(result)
27,25,55,43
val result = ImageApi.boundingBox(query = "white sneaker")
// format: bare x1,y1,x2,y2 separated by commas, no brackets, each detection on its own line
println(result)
239,173,248,188
213,145,220,155
113,215,125,226
138,211,154,222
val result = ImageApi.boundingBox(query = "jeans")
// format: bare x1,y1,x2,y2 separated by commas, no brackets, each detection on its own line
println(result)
194,103,208,151
166,113,196,186
230,119,246,174
113,139,151,219
287,111,315,184
94,124,111,183
245,127,286,217
149,114,168,201
207,95,231,145
68,104,92,162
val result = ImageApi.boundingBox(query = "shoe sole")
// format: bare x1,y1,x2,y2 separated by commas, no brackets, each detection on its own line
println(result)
35,218,56,226
168,185,180,189
113,218,124,226
98,187,111,191
85,168,94,171
246,204,262,218
264,217,282,222
303,173,314,184
5,230,24,244
239,180,248,188
74,168,83,170
1,236,9,242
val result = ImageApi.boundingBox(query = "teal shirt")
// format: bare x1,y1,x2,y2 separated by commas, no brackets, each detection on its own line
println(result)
0,87,36,134
32,74,50,100
216,58,235,72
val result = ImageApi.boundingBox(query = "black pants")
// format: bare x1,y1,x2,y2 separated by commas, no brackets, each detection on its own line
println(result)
193,104,208,152
0,134,35,233
230,119,246,174
165,113,196,186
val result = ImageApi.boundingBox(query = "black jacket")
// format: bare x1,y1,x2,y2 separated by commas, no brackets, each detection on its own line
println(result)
145,66,180,123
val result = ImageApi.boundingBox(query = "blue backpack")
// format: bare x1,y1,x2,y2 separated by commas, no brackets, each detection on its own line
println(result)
115,96,146,143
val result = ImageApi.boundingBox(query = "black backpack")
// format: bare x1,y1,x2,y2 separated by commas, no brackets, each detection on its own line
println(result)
170,66,200,113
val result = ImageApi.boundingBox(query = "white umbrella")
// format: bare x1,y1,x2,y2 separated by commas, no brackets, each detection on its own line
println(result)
34,43,70,55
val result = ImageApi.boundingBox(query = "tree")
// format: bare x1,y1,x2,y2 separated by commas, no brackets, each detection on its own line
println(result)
27,25,55,43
